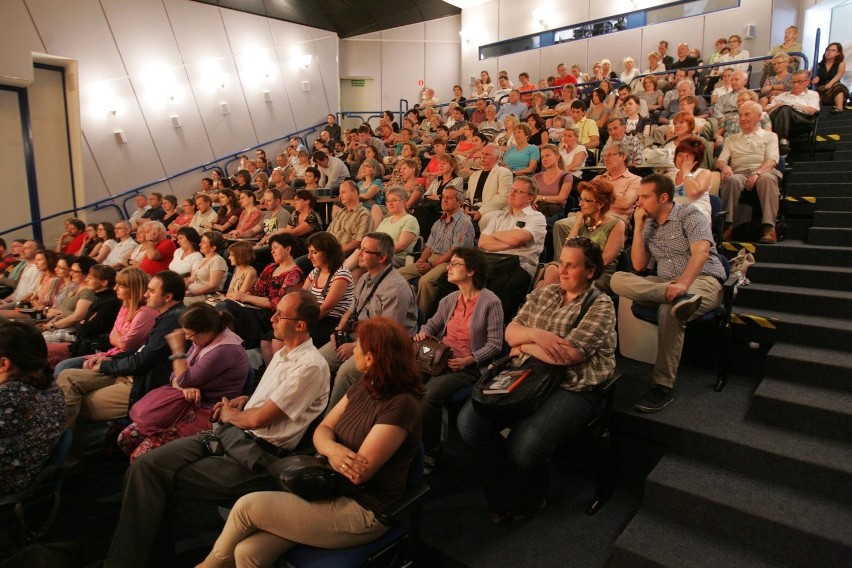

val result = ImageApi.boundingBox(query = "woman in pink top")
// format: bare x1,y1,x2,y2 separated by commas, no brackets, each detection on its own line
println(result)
227,191,263,240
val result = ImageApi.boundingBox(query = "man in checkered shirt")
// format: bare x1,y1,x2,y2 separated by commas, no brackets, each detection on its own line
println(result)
611,173,726,413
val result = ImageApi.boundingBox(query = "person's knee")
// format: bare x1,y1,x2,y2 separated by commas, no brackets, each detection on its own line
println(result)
506,432,550,473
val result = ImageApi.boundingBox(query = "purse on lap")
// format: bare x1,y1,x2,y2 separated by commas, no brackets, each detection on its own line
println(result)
267,454,359,502
413,335,453,376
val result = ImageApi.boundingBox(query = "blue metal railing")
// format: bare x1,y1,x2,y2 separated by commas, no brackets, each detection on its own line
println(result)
1,121,328,238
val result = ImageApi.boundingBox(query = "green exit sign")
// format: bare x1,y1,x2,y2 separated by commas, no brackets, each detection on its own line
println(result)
350,79,365,87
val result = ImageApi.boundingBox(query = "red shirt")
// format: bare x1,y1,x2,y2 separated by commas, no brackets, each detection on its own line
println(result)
553,75,578,87
442,293,479,359
139,238,177,275
64,233,86,255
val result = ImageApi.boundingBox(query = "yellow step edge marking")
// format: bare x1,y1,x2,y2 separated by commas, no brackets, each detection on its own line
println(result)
721,242,757,253
731,313,778,329
785,196,817,203
815,134,841,142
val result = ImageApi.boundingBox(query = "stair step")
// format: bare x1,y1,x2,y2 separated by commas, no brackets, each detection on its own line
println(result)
753,240,852,267
786,182,852,197
764,342,852,393
750,378,852,441
614,375,852,502
809,227,852,246
783,197,852,213
643,455,852,567
781,217,810,240
813,211,852,227
747,262,852,291
736,282,852,318
786,171,852,184
611,510,786,568
788,161,852,173
739,308,852,350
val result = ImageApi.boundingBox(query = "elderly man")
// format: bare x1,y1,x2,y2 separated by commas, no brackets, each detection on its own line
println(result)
659,79,708,125
765,70,820,154
189,194,218,234
465,144,512,229
104,290,329,568
137,222,176,275
322,232,417,409
716,101,782,244
496,90,529,121
128,194,151,230
612,174,726,412
713,70,750,121
553,140,640,257
327,180,370,256
398,186,475,314
103,221,138,267
312,150,349,192
667,43,699,86
137,192,165,226
0,240,40,308
600,118,643,166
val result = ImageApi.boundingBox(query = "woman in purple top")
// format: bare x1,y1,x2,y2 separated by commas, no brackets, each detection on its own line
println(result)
116,303,248,461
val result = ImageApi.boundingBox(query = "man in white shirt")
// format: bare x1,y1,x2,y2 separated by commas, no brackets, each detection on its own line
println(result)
312,150,349,192
127,194,151,230
716,101,782,244
105,290,329,568
765,70,820,154
103,221,138,267
0,240,40,307
189,194,218,234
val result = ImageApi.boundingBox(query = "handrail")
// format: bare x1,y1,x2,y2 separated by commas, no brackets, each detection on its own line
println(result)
633,52,810,84
1,120,327,237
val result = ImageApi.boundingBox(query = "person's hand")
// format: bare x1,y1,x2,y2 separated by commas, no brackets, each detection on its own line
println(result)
665,282,688,303
680,154,696,175
325,442,368,483
471,210,482,222
415,260,431,275
744,173,758,190
719,165,734,181
412,332,427,342
447,355,473,372
166,329,188,352
336,342,355,361
182,387,201,404
212,396,244,422
633,206,648,227
533,329,575,363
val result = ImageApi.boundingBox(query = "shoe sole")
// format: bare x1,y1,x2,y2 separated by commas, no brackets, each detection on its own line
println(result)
671,296,702,321
634,398,673,413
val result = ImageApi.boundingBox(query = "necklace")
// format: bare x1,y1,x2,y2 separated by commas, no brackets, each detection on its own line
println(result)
584,215,604,232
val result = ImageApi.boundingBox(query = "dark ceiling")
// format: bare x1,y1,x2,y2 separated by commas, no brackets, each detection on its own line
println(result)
194,0,461,38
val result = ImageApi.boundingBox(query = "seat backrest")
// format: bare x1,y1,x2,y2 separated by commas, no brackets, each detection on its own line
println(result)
296,254,313,278
241,367,256,397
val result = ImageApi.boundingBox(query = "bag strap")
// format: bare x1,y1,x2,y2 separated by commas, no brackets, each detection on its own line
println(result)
351,266,392,322
572,287,601,329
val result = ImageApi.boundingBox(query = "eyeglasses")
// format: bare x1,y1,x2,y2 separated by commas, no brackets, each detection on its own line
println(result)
272,312,302,322
579,197,597,203
358,247,381,255
447,261,467,269
792,78,809,83
385,199,404,204
69,268,83,274
509,190,533,196
185,331,197,341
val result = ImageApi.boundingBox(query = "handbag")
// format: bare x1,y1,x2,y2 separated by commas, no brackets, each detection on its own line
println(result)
267,454,358,502
413,336,453,376
128,385,195,436
470,288,602,422
471,357,562,422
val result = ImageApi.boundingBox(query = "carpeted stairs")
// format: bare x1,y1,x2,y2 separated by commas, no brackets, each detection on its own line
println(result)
608,106,852,567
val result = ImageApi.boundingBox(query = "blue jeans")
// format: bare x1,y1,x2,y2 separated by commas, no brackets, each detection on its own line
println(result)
421,368,479,452
458,387,601,514
54,355,89,380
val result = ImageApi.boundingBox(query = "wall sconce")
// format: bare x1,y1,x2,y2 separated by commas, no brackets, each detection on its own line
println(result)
171,115,182,128
220,102,230,115
263,90,272,102
114,130,127,144
300,54,312,69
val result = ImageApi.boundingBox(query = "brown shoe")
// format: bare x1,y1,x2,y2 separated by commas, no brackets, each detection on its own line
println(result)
759,227,777,244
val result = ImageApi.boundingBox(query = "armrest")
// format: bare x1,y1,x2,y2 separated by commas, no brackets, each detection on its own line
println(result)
378,483,431,525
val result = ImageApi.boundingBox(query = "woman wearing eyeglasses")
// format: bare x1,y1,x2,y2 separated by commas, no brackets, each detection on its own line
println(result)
539,179,625,294
413,247,503,474
459,238,616,524
344,187,419,276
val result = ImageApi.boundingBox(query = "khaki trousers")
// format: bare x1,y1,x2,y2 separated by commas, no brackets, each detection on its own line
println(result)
397,253,447,315
610,272,722,389
56,369,132,430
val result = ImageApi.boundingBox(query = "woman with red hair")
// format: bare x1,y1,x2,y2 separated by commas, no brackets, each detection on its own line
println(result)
199,317,423,567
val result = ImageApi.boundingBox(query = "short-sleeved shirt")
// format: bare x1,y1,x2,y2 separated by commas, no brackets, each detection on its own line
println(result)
503,144,540,172
260,208,292,237
481,206,547,277
252,264,304,311
308,266,354,319
245,338,329,449
376,214,420,264
425,210,475,255
719,127,780,174
337,380,421,514
327,206,370,249
643,203,726,282
513,285,616,391
138,238,176,276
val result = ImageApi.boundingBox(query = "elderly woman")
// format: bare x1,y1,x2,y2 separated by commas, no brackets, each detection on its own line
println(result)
169,227,203,277
0,321,65,499
137,222,176,276
185,231,227,304
117,303,248,461
198,316,422,568
600,59,618,80
502,123,540,175
371,187,419,268
303,232,354,349
52,267,157,378
413,247,503,472
620,56,640,89
459,238,616,524
759,53,793,108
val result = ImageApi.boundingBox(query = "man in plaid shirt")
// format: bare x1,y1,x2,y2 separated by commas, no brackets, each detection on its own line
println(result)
611,173,726,412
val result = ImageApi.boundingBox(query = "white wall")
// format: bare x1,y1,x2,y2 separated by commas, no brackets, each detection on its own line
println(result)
461,0,792,91
0,0,338,238
340,16,461,114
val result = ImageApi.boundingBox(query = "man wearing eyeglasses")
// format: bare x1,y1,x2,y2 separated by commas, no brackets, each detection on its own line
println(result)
103,221,138,268
764,70,820,155
611,174,726,413
478,176,547,317
105,290,329,568
322,233,417,409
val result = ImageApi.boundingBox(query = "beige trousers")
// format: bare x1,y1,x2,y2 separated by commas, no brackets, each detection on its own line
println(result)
56,369,131,430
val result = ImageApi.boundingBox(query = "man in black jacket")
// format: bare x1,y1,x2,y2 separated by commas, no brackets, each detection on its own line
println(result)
56,270,185,430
